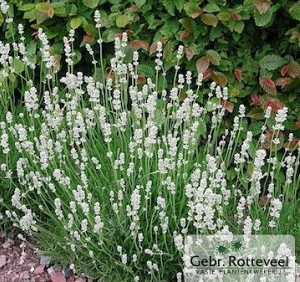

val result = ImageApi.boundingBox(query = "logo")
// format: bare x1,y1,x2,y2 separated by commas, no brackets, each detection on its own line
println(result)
184,235,295,281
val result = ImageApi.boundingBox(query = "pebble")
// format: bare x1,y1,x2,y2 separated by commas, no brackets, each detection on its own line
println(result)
2,241,11,249
50,271,67,282
67,276,75,282
62,265,73,278
40,255,52,267
19,271,30,280
75,277,86,282
34,265,45,275
0,255,6,268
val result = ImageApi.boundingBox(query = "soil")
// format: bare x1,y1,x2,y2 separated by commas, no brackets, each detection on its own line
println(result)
0,233,88,282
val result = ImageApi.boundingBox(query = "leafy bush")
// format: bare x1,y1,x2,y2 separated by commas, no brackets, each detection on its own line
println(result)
0,8,299,280
1,0,300,133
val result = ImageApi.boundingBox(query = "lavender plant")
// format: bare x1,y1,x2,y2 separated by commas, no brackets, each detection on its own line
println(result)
0,6,299,281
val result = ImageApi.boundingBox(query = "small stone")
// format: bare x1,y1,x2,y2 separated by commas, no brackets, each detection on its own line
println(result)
67,276,75,282
20,271,30,280
34,265,45,275
40,255,52,267
2,241,11,249
30,266,35,273
50,271,66,282
75,277,86,282
7,239,14,245
0,255,6,268
62,265,73,278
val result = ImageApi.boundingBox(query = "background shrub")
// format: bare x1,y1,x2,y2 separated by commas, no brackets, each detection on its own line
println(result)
1,0,300,139
0,2,299,279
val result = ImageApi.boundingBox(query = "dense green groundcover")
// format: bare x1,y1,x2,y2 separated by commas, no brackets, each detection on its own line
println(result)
1,0,300,131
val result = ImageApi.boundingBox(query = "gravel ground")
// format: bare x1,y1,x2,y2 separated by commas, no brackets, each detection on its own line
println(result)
0,233,88,282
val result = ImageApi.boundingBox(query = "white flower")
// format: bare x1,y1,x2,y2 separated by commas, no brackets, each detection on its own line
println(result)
176,45,184,59
273,107,288,131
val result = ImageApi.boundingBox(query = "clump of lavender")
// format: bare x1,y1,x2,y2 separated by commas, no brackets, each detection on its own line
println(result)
0,8,299,281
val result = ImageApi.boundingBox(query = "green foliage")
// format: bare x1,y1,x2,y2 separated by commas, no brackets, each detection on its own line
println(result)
1,0,300,129
259,55,286,71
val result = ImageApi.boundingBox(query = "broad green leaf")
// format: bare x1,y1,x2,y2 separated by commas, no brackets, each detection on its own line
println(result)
229,88,240,97
84,24,98,37
206,97,220,112
206,50,221,65
284,121,298,131
116,14,132,27
253,9,273,26
36,3,52,13
138,64,155,78
259,55,286,71
234,21,244,33
70,17,81,29
162,0,176,16
184,2,201,18
247,108,265,120
51,2,65,8
249,121,264,135
12,58,24,74
135,0,146,6
19,4,35,11
82,0,99,9
289,2,300,21
73,50,82,65
209,26,223,40
163,41,175,63
175,0,184,12
53,6,66,16
36,10,49,24
205,3,220,13
102,28,119,42
217,12,230,21
69,4,78,16
180,18,195,32
160,20,179,38
201,13,218,27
